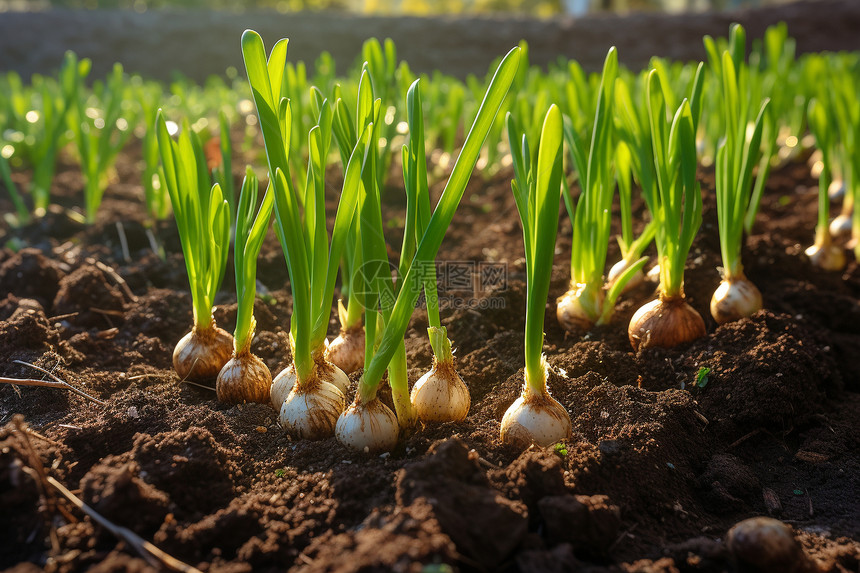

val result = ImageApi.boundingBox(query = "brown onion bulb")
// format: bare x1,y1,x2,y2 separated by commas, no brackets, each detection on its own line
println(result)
727,517,808,573
325,325,365,375
216,352,272,405
710,275,762,325
173,326,234,382
628,296,706,351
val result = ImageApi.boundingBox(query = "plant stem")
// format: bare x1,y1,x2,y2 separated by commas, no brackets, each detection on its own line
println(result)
428,326,452,364
388,341,414,428
817,164,831,240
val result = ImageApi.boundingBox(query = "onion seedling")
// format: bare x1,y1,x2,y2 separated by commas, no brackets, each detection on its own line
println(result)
335,46,521,453
71,62,134,223
402,81,470,423
339,77,409,451
557,48,646,333
628,71,705,351
216,167,274,404
324,40,405,378
211,110,236,223
804,97,846,271
325,297,365,375
242,31,367,439
612,76,662,292
500,104,571,448
0,150,28,225
826,59,859,246
610,144,655,292
325,89,370,376
138,79,170,223
3,52,82,219
326,72,406,403
743,23,793,235
156,111,233,381
706,27,771,324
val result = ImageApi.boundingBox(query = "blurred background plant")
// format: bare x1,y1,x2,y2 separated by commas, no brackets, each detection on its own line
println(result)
0,0,812,17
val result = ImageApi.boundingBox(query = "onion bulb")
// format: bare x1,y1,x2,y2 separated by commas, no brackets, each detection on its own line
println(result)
727,517,807,573
325,325,365,375
607,258,645,293
628,295,706,351
270,359,349,411
279,379,346,440
556,282,603,332
829,212,853,239
710,274,762,325
500,384,571,449
805,241,846,271
828,178,845,200
216,352,272,405
646,263,661,283
336,397,399,453
173,326,233,382
411,360,470,423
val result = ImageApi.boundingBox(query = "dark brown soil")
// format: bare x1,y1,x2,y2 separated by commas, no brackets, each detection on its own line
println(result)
1,142,859,572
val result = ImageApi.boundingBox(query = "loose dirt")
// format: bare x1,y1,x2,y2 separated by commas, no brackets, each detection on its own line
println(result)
1,140,858,572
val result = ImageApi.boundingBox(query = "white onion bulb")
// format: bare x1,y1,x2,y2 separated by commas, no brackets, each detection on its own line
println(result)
710,275,762,325
828,179,845,200
279,380,346,440
410,361,470,423
607,259,645,293
270,364,297,411
336,397,399,453
500,363,571,450
325,326,365,375
270,360,349,411
556,283,603,333
500,393,571,449
805,241,846,271
216,352,271,405
829,213,853,239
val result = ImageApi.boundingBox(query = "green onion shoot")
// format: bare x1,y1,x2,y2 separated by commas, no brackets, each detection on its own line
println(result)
609,142,655,293
556,48,646,333
325,89,370,376
403,80,470,424
828,70,856,241
216,167,274,404
336,78,405,452
71,62,133,224
628,71,705,351
156,111,233,381
335,46,521,453
500,104,571,448
707,26,771,324
805,97,847,271
242,31,364,439
612,75,661,293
